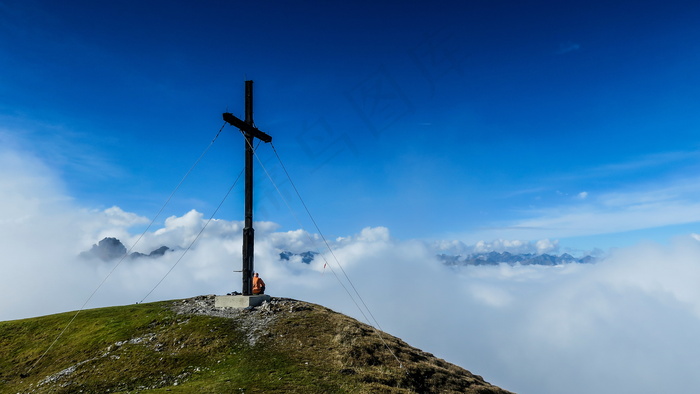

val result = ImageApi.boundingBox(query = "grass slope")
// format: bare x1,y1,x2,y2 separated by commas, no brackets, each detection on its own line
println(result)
0,296,513,393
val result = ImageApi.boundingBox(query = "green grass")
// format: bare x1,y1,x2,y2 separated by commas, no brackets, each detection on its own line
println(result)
0,298,512,394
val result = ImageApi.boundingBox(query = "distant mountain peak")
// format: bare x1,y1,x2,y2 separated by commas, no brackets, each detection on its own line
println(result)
275,249,594,267
80,237,126,261
80,237,170,261
279,251,318,264
438,251,594,266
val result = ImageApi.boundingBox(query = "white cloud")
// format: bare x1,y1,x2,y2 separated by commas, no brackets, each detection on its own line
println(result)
461,151,700,245
103,206,149,227
269,229,321,253
535,238,558,254
432,238,559,255
463,178,700,242
4,147,700,394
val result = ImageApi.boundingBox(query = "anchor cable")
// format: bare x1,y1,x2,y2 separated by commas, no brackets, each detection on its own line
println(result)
241,135,369,324
269,143,387,331
244,135,403,368
139,168,244,303
24,122,228,376
139,138,262,302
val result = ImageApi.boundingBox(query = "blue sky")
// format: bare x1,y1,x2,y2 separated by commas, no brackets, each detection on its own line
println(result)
4,1,700,254
6,3,700,393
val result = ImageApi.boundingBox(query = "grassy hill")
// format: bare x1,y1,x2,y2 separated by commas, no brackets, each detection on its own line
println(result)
0,296,513,393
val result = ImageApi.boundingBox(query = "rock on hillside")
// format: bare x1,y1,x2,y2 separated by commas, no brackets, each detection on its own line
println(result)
0,296,513,393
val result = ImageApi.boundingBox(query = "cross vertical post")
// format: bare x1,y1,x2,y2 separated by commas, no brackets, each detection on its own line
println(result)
242,80,254,295
222,80,272,296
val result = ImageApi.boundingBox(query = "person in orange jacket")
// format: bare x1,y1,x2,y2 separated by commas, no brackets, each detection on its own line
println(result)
252,272,266,295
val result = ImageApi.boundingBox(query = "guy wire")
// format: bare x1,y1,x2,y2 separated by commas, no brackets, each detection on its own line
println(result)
24,122,228,376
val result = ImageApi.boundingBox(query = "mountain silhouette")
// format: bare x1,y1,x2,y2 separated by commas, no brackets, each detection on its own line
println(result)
80,237,170,261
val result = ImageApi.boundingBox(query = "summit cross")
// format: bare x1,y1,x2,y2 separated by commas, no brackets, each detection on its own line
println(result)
222,80,272,295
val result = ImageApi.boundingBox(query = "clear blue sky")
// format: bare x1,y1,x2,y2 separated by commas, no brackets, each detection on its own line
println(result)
7,4,700,392
3,0,700,254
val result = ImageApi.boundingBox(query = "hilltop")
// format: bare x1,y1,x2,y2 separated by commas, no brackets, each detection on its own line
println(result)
0,296,513,393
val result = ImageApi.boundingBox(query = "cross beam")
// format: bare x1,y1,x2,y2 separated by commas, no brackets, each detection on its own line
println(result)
222,80,272,295
222,112,272,143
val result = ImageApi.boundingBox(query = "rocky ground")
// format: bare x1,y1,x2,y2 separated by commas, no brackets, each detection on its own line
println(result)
170,295,312,346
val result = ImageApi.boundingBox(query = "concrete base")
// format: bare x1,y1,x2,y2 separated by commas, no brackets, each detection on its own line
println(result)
214,294,271,309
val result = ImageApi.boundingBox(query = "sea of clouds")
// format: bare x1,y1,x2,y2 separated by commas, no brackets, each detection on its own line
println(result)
3,147,700,394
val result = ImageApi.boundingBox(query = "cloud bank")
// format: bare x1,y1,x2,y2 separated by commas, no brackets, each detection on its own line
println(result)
3,148,700,394
461,175,700,245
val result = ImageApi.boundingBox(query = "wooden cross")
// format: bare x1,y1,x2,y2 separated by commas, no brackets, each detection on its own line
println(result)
222,80,272,295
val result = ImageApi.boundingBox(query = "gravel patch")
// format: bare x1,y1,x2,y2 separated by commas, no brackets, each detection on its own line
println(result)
170,295,311,346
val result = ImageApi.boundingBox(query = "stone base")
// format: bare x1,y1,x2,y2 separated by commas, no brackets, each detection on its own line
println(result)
214,294,271,309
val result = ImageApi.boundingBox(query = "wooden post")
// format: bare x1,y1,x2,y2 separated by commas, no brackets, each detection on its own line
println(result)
222,80,272,295
242,81,255,295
